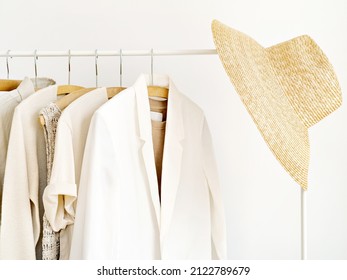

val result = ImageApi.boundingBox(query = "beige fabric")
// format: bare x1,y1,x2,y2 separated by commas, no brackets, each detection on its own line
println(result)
40,103,62,260
42,88,109,260
149,98,167,200
0,86,57,260
211,20,342,189
0,77,35,222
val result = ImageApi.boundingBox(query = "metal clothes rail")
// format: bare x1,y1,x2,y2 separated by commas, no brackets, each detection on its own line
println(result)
0,49,217,58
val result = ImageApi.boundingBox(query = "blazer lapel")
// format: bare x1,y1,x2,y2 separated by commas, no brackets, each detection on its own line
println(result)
134,76,161,229
160,80,185,242
133,74,185,249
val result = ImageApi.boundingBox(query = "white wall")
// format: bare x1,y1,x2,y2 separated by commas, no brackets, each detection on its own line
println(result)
0,0,346,259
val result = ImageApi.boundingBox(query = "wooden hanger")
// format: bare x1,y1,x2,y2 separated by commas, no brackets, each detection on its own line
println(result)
39,86,127,126
55,86,126,109
0,79,85,95
38,84,168,126
107,87,126,98
107,86,168,99
0,79,22,91
56,88,95,111
1,79,168,98
147,86,169,99
105,85,168,98
56,86,126,111
57,85,85,95
39,87,90,126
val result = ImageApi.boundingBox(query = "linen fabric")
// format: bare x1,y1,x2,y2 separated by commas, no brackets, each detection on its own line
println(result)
42,88,109,259
0,86,57,260
0,77,35,220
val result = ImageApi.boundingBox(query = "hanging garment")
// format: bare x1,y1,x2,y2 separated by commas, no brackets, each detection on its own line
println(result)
0,86,57,260
42,87,109,260
40,103,62,260
70,74,227,260
0,77,35,220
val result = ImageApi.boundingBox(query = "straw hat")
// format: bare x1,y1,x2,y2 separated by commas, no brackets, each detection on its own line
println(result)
211,20,342,190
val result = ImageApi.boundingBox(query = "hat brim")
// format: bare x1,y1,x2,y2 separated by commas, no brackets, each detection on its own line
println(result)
212,20,342,189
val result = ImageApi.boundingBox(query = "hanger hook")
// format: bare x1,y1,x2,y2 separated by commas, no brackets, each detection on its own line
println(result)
6,50,10,79
119,49,123,87
68,49,71,85
150,48,154,85
34,49,38,88
95,49,98,87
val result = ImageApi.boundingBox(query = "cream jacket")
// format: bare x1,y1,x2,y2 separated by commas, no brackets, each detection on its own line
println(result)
43,88,108,259
0,77,35,219
70,75,227,260
0,86,57,259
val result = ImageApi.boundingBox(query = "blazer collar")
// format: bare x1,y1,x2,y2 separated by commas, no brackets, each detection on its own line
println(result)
133,74,184,140
133,74,185,239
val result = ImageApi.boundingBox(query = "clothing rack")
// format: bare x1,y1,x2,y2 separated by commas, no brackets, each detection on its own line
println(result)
0,48,308,260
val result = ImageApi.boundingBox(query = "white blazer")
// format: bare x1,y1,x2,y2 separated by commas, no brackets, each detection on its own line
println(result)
70,74,227,260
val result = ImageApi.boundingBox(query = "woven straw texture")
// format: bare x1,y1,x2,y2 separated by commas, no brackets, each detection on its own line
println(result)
212,20,342,190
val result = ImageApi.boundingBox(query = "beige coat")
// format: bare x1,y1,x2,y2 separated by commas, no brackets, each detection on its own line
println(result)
0,77,35,220
0,86,57,260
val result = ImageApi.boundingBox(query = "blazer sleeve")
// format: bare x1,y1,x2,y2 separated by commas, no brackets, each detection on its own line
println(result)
69,112,118,260
0,110,36,260
201,117,227,260
43,120,77,233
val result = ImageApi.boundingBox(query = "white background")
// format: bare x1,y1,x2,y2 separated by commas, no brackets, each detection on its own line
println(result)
0,0,346,259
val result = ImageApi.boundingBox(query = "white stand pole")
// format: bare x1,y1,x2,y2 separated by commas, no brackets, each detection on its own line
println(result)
301,188,307,260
